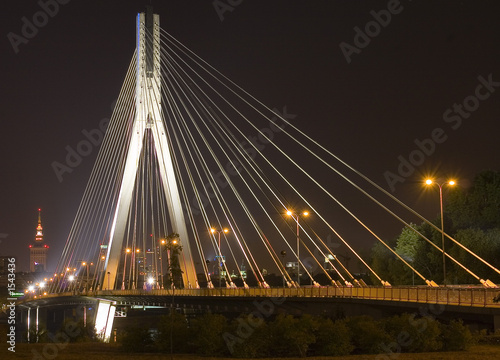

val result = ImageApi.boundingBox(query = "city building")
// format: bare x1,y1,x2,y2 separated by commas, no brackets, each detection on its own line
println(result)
29,209,49,272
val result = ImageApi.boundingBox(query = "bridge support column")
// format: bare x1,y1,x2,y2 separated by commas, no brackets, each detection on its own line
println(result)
27,307,31,343
94,299,116,342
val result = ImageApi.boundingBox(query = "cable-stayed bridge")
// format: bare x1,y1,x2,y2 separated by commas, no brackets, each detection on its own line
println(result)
17,7,500,341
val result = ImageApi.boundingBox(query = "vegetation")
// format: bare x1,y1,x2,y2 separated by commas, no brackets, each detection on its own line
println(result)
114,312,475,357
163,232,184,289
371,170,500,285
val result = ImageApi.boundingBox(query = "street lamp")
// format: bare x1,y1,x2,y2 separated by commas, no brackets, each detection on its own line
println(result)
122,248,131,290
211,228,229,288
280,250,287,288
425,178,456,284
287,210,309,287
159,239,166,289
132,248,141,289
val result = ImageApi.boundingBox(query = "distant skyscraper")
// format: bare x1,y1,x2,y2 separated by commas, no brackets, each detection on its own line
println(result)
29,209,48,272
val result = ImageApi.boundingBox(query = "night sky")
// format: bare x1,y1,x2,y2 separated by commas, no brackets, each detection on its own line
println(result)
1,0,499,273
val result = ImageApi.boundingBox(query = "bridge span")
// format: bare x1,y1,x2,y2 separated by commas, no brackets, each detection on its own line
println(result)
16,286,500,342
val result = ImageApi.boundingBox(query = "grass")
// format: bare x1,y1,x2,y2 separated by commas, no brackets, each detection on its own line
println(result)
3,343,500,360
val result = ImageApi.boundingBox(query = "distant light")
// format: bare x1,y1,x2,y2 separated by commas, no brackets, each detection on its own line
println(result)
68,275,75,281
147,277,155,285
28,285,34,291
39,282,45,288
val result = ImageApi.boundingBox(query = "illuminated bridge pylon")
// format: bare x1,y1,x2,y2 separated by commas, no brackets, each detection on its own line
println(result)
101,10,197,290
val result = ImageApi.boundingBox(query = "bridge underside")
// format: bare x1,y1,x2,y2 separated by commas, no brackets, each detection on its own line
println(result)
17,287,500,341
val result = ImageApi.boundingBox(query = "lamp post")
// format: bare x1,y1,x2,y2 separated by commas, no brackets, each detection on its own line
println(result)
160,239,166,289
425,178,456,284
286,210,309,287
211,228,229,288
81,262,90,292
132,248,140,290
280,250,286,288
121,248,131,290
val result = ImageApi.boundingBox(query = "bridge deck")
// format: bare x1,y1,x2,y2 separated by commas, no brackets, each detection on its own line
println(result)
33,286,500,309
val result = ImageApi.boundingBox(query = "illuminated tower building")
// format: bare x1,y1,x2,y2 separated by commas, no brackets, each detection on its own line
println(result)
29,209,49,272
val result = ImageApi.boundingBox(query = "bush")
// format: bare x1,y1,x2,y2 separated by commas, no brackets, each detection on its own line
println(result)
119,326,153,352
311,317,353,356
266,314,318,357
189,313,229,356
441,319,473,351
225,314,271,358
346,315,392,354
383,313,442,353
155,312,190,353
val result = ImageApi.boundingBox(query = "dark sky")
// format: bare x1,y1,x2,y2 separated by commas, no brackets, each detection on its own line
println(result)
1,0,499,273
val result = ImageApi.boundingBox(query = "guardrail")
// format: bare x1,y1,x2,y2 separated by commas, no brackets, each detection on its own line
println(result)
53,286,500,308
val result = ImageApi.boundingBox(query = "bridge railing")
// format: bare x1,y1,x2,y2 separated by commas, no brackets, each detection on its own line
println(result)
30,286,499,308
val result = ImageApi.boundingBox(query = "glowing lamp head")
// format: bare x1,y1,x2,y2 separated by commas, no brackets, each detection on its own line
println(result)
303,211,309,216
448,180,456,186
425,179,433,185
172,239,178,245
286,210,292,216
161,239,166,244
223,228,229,233
210,228,216,234
147,277,155,285
136,248,140,253
68,275,75,281
82,262,86,266
28,285,34,292
126,248,131,253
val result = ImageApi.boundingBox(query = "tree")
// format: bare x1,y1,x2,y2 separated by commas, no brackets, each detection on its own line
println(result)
446,170,500,230
155,312,190,353
163,232,184,289
311,317,353,356
189,313,229,356
448,228,500,283
266,314,318,357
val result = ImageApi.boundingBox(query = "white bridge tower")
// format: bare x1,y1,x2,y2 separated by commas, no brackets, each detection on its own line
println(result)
102,8,197,290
